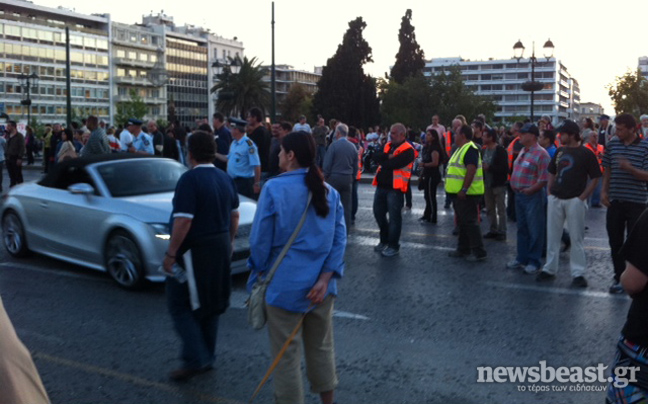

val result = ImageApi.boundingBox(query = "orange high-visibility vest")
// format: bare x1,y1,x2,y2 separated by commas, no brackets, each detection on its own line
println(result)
585,142,604,172
356,145,364,181
444,131,452,157
506,137,521,180
372,141,414,192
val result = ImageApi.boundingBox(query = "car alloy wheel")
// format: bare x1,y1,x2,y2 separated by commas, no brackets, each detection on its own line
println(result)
105,230,145,289
2,212,29,257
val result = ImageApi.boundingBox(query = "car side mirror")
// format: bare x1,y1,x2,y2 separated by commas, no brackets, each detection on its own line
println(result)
68,183,94,195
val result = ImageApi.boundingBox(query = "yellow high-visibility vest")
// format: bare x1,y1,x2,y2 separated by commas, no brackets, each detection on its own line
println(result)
444,141,484,195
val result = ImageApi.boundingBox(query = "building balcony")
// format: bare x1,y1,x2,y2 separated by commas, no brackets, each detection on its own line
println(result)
113,76,156,86
113,57,156,69
114,94,166,104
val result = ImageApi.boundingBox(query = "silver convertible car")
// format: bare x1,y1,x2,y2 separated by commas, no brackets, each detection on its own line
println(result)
1,155,256,289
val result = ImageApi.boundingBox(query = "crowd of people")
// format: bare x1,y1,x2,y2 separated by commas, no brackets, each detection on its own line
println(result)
3,108,648,404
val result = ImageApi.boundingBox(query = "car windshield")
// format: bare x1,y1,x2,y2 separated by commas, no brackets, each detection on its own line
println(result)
96,159,188,197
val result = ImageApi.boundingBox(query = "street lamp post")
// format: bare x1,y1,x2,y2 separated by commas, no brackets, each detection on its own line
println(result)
513,39,554,122
19,73,39,124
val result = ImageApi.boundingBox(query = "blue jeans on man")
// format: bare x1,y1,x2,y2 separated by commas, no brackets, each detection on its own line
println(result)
515,189,546,269
373,187,404,250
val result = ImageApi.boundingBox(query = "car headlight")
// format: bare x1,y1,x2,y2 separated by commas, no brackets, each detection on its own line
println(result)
150,223,171,240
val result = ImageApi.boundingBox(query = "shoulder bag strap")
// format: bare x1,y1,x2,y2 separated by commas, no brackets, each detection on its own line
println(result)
262,191,312,284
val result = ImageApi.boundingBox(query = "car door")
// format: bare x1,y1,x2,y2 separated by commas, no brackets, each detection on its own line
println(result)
42,165,111,264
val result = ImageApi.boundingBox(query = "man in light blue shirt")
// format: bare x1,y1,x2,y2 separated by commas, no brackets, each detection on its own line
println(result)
126,119,154,155
216,118,261,199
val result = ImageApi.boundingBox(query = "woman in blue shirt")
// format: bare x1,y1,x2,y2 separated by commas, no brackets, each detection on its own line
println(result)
248,132,346,404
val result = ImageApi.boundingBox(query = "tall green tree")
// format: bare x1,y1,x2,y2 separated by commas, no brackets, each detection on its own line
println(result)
115,89,148,127
390,9,425,84
279,84,312,123
380,76,433,130
313,17,380,129
608,68,648,116
210,56,270,118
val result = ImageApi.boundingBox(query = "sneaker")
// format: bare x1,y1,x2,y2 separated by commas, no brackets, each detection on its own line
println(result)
523,265,539,274
571,276,588,288
381,247,400,257
448,250,469,258
373,243,388,252
495,233,507,241
506,260,524,270
483,231,499,239
466,253,487,262
536,271,556,282
609,282,625,294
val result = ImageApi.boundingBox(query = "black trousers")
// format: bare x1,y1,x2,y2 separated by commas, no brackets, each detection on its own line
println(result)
232,177,255,200
454,195,486,256
7,157,23,187
422,175,441,222
606,200,646,282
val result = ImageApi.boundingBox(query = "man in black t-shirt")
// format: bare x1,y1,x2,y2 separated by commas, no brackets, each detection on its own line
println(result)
605,208,648,403
537,120,601,287
246,107,271,178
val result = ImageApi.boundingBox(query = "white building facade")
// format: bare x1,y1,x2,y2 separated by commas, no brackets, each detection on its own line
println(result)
639,56,648,79
0,0,111,124
424,57,581,125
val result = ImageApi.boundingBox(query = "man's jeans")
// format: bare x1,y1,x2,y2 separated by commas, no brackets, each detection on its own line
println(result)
543,195,587,277
166,278,219,369
373,187,404,250
515,189,546,269
606,200,646,282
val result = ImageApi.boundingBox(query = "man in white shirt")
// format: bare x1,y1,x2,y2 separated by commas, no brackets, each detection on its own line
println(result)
119,121,134,152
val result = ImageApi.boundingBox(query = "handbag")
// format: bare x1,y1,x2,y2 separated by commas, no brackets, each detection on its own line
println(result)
247,192,312,330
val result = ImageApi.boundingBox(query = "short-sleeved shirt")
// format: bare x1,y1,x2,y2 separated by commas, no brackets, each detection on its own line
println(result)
171,164,239,247
119,129,133,151
227,135,260,179
132,132,154,155
601,136,648,204
510,142,550,191
548,146,602,199
248,126,271,172
620,209,648,346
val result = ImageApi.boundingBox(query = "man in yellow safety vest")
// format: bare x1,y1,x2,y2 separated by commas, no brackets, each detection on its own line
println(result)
445,124,487,261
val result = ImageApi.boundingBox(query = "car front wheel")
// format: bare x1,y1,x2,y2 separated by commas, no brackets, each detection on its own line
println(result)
104,230,146,290
2,211,29,257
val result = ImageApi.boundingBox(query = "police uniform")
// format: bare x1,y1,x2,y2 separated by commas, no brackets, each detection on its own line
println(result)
132,132,154,155
227,134,260,199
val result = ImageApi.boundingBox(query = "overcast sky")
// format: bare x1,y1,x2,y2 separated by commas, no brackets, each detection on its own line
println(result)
36,0,648,117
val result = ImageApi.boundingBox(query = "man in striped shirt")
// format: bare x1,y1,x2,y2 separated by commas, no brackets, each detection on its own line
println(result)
506,123,551,275
602,113,648,294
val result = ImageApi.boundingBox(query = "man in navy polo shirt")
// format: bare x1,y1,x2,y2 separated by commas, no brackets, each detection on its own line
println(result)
163,130,239,381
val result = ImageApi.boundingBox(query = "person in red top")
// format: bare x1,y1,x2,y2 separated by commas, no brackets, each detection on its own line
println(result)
582,129,604,207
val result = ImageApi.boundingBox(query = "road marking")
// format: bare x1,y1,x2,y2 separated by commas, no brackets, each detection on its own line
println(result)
0,262,111,283
485,281,630,300
229,291,370,321
32,352,245,404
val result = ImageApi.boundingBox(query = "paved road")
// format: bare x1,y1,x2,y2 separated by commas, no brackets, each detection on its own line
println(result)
0,176,630,403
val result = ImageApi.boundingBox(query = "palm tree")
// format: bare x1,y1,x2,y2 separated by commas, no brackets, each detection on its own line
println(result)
210,56,271,118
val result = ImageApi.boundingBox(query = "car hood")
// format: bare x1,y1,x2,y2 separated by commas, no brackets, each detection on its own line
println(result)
117,192,174,223
117,192,257,225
